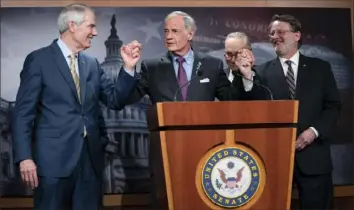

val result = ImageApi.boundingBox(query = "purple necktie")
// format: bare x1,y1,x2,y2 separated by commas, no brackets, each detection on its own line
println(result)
176,56,188,100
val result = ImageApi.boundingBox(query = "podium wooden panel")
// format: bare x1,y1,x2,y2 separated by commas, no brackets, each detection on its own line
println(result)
147,101,298,210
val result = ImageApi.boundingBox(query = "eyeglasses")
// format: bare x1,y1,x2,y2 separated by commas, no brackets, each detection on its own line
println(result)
224,48,252,59
268,30,293,37
224,52,239,59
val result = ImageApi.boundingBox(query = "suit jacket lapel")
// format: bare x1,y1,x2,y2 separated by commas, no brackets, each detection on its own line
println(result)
159,53,181,100
50,41,80,102
295,54,308,99
270,59,291,99
78,52,87,104
186,52,205,101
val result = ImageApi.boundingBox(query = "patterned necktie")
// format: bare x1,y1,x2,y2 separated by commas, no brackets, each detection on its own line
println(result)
70,54,81,102
285,60,296,99
70,54,86,137
176,56,188,100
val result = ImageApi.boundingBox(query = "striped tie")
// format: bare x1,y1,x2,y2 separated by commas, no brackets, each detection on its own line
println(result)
70,54,81,102
69,54,86,137
285,60,296,99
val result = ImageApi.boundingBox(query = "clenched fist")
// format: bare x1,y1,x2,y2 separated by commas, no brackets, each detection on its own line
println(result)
121,40,142,71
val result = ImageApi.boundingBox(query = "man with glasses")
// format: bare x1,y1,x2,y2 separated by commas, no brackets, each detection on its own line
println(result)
249,14,341,209
224,32,254,83
223,32,257,101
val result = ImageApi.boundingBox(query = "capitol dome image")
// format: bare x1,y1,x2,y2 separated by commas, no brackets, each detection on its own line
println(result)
99,15,152,193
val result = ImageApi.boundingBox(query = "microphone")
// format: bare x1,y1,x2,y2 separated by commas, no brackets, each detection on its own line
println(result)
234,71,274,100
173,62,203,101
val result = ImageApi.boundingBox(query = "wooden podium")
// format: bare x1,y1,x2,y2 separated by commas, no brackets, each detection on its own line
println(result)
147,100,298,210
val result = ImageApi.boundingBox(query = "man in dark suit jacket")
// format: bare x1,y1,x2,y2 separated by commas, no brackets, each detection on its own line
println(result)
239,15,341,209
11,4,141,210
129,11,248,104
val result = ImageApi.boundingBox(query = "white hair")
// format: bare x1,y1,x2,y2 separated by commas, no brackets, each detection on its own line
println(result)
57,3,93,34
165,11,197,32
225,32,252,50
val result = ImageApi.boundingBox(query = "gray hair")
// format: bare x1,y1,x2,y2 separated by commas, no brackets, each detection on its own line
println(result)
225,32,252,50
57,3,93,34
165,11,197,32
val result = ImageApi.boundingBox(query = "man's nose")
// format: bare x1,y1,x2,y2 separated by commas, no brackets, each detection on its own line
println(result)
92,28,98,36
270,33,280,39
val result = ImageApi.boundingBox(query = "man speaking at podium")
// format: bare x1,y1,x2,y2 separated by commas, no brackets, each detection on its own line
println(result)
11,4,141,210
238,14,341,209
128,11,252,104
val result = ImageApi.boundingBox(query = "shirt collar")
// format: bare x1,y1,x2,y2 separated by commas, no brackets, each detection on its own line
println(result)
57,38,75,58
171,48,194,65
279,50,300,66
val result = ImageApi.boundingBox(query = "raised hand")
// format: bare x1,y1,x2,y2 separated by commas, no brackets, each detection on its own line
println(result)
234,49,255,79
121,40,142,71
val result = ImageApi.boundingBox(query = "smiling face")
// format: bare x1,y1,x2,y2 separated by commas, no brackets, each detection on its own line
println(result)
68,10,97,51
164,15,194,56
268,20,301,58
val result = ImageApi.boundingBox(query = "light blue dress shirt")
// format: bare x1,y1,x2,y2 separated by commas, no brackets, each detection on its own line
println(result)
57,38,80,77
171,48,194,81
57,38,135,77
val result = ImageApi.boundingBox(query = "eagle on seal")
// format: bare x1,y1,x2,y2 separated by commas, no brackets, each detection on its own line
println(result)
217,166,245,189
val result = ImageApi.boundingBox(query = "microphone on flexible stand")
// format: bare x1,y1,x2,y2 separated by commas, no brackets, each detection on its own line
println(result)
173,62,203,101
234,71,274,100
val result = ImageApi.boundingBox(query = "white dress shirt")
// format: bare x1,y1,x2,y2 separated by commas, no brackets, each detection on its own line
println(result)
228,69,253,92
279,50,300,85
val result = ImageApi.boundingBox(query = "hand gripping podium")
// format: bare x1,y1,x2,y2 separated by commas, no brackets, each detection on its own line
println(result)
147,100,298,210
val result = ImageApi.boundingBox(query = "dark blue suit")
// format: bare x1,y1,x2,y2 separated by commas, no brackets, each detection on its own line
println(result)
11,40,138,210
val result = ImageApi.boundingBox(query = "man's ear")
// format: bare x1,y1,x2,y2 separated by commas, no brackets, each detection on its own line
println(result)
295,31,301,42
188,31,194,41
68,21,76,33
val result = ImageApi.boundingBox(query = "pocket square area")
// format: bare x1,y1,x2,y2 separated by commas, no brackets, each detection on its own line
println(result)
199,78,210,83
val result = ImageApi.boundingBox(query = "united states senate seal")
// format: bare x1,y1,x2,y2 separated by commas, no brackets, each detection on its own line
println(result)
196,143,266,209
